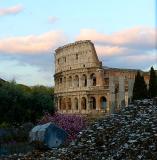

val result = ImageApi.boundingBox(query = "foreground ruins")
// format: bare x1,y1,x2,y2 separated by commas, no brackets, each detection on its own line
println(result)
2,99,157,160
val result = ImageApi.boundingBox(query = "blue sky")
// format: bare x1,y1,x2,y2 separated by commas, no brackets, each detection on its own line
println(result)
0,0,156,86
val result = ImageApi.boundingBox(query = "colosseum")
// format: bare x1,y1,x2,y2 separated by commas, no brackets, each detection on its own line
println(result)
54,40,149,114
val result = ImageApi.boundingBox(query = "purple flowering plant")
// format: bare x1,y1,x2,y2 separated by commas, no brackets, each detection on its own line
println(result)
39,112,86,141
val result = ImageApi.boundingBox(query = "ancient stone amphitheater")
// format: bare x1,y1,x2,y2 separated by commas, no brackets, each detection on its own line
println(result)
54,40,149,114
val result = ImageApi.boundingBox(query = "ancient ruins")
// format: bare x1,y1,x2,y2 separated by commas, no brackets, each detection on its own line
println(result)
54,40,149,114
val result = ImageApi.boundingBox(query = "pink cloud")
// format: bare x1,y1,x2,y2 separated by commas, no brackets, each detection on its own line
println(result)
0,31,67,54
76,27,156,50
95,45,127,56
0,4,23,16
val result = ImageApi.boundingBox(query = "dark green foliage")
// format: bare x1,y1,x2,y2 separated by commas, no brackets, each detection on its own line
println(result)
133,71,148,100
149,66,157,98
0,80,55,125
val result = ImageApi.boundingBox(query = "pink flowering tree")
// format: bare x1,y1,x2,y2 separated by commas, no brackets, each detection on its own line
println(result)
39,112,86,141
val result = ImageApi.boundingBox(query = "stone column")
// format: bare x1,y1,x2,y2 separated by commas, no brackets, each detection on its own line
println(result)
96,95,101,111
109,76,116,113
87,96,91,113
96,69,104,86
118,77,125,108
87,74,91,87
78,97,82,113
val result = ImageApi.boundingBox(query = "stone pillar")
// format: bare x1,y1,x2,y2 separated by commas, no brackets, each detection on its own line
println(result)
106,93,110,113
78,97,82,113
87,74,91,87
87,96,91,112
125,91,128,106
96,69,104,86
109,76,116,113
118,77,125,108
128,78,135,103
96,95,101,111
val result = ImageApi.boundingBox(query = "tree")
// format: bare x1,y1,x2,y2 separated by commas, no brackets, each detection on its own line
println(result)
133,71,148,100
149,66,157,98
0,80,55,125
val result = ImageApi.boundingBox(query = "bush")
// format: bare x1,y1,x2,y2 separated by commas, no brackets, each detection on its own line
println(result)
39,112,86,141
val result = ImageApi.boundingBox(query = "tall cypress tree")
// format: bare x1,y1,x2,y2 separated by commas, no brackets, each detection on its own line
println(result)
149,66,157,98
133,71,148,100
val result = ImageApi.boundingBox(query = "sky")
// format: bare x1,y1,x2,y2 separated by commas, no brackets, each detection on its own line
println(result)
0,0,156,86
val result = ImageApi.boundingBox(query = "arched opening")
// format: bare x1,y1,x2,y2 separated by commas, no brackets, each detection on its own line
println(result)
81,97,87,110
74,97,78,110
61,98,66,110
100,96,107,109
90,73,96,86
90,97,96,109
63,77,66,84
74,75,79,87
82,74,87,87
60,77,62,84
68,76,72,87
67,98,71,110
115,82,119,111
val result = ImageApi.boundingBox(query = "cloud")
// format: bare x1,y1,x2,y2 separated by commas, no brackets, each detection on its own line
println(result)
76,27,156,71
48,16,59,24
76,27,156,54
0,58,53,86
0,4,23,16
0,31,67,54
95,45,127,56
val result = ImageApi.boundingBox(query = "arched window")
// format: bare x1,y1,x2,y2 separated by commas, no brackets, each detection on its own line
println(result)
68,76,72,87
81,97,87,110
74,75,79,87
90,73,96,86
90,97,96,109
82,74,87,87
76,54,78,60
60,78,62,84
100,96,107,109
63,77,66,86
61,98,66,110
74,98,78,110
67,98,71,110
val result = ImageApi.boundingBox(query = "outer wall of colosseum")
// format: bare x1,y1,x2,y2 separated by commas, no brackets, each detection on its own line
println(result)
54,40,148,114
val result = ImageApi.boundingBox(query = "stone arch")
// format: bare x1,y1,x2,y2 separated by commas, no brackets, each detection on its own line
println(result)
115,82,119,110
61,98,66,110
81,97,87,110
67,98,72,110
55,78,59,86
59,77,62,84
68,76,72,87
63,77,66,85
74,97,78,110
82,74,87,87
90,97,96,109
74,75,79,87
90,73,96,86
100,96,107,109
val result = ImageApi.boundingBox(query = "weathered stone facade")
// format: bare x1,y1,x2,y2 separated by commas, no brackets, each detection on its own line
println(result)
54,40,149,114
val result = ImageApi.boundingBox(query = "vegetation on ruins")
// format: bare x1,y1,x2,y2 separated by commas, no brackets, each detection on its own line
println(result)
0,80,55,126
149,66,157,98
133,71,148,100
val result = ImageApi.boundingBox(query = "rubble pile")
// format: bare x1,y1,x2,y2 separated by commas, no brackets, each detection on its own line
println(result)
1,99,157,160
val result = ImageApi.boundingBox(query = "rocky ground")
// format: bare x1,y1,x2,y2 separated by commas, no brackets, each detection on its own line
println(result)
1,99,157,160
